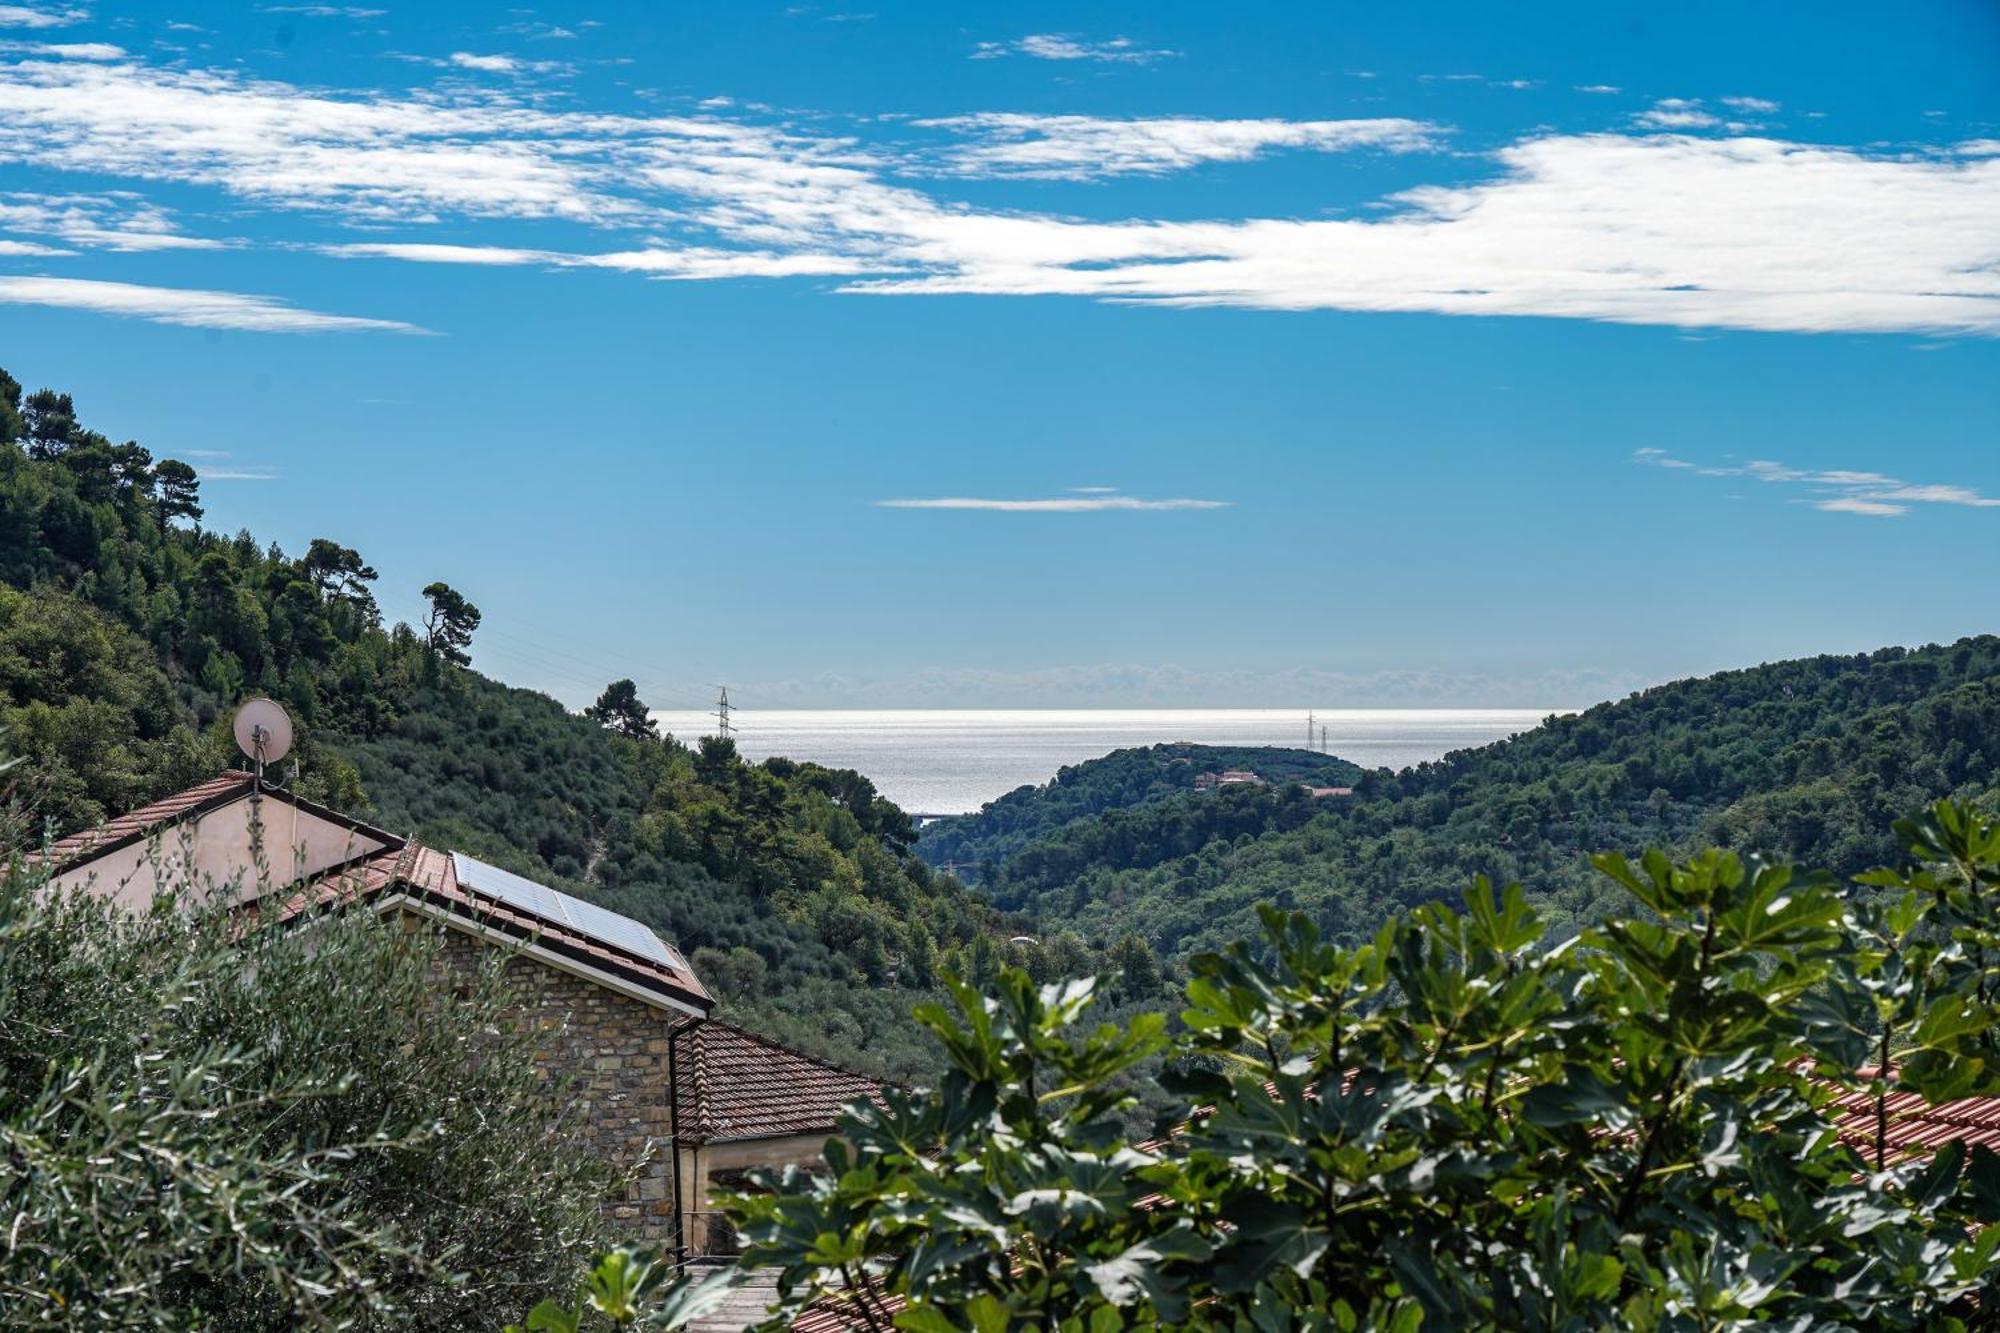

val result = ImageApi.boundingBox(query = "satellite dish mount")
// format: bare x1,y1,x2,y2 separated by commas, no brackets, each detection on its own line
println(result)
232,698,295,786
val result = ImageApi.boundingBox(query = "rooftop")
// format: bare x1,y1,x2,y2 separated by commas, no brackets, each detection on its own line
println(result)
674,1020,887,1145
46,771,710,1013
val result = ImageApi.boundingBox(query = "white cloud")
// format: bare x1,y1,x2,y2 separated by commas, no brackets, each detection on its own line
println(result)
193,464,278,480
0,190,221,250
1814,497,1906,516
1575,84,1621,94
259,5,384,17
912,113,1442,179
1636,449,2000,517
319,240,874,278
0,237,67,254
1633,98,1721,130
448,51,517,72
0,275,421,331
876,493,1229,512
971,34,1177,65
0,39,119,58
1721,95,1780,114
0,5,84,29
0,57,1995,336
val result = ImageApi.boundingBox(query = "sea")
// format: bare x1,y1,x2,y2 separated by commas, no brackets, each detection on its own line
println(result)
646,709,1564,816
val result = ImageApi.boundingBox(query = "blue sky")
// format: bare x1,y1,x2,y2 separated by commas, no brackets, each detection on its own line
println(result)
0,1,1995,708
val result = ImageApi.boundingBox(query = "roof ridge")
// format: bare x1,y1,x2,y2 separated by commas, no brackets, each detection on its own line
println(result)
685,1019,718,1141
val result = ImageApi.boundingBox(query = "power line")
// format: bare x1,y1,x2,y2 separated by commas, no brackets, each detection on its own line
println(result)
714,685,733,739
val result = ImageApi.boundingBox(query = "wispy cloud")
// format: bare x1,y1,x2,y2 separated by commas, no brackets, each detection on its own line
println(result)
1633,97,1776,132
0,38,116,58
0,275,422,331
1633,98,1721,130
911,113,1442,179
1635,448,2000,517
0,190,222,251
193,464,278,480
971,34,1178,65
318,241,874,278
0,55,1994,336
877,492,1229,512
1575,84,1621,94
0,5,85,29
448,51,518,72
258,5,384,17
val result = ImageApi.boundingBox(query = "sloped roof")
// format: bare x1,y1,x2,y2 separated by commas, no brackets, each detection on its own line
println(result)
32,770,405,874
674,1021,887,1145
274,839,710,1011
1827,1083,2000,1161
45,773,708,1013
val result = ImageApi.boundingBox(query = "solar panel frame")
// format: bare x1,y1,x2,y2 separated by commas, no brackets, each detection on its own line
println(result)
450,851,675,969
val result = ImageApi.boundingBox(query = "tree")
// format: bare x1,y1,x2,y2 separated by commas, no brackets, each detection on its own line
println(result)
21,388,76,460
0,369,22,444
421,581,481,666
301,538,380,620
153,459,203,525
0,850,611,1329
667,800,2000,1331
586,679,658,740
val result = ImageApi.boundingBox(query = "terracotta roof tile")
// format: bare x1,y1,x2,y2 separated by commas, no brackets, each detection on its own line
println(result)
30,771,255,871
43,772,706,1012
272,839,710,1010
675,1021,887,1144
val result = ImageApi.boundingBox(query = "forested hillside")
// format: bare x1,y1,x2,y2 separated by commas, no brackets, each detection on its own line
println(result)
986,639,2000,959
0,367,1008,1080
916,742,1361,880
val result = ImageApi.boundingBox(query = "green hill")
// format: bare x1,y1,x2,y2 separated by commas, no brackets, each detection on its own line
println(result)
974,641,2000,959
0,367,1005,1081
916,742,1362,880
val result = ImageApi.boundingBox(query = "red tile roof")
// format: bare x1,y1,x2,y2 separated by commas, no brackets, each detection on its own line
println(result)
31,770,407,876
30,770,257,871
274,839,710,1010
1827,1083,2000,1162
674,1021,887,1145
43,773,708,1012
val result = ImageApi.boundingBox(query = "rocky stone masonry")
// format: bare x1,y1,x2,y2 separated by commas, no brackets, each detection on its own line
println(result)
419,915,678,1240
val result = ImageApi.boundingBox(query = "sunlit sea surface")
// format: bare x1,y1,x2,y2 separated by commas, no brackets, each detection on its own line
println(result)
646,709,1565,816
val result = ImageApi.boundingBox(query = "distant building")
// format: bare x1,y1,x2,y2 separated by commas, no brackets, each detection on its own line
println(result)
1218,770,1266,786
1194,771,1221,790
1304,786,1355,798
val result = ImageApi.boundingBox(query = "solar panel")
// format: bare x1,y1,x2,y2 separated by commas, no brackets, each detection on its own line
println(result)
450,851,675,969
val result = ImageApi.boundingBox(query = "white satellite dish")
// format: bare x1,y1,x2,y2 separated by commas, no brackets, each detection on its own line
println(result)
232,697,294,770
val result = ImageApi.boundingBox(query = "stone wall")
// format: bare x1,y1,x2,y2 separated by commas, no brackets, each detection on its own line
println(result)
416,913,678,1241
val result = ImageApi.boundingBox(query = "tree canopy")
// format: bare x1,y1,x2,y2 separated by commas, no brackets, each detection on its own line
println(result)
586,678,658,740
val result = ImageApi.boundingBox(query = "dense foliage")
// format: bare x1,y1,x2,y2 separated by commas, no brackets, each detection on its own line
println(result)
0,822,609,1328
979,639,2000,961
678,800,2000,1330
917,742,1361,881
0,367,1006,1081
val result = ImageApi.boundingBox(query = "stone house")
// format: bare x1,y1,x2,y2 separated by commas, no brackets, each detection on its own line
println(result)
37,767,882,1255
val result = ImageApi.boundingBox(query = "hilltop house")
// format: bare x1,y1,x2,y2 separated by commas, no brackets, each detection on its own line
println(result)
36,768,883,1255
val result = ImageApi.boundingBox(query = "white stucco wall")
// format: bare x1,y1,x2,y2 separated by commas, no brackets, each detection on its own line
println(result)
49,794,390,909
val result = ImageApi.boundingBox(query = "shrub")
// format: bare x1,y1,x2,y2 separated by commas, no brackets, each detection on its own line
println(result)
0,841,611,1328
702,800,2000,1329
